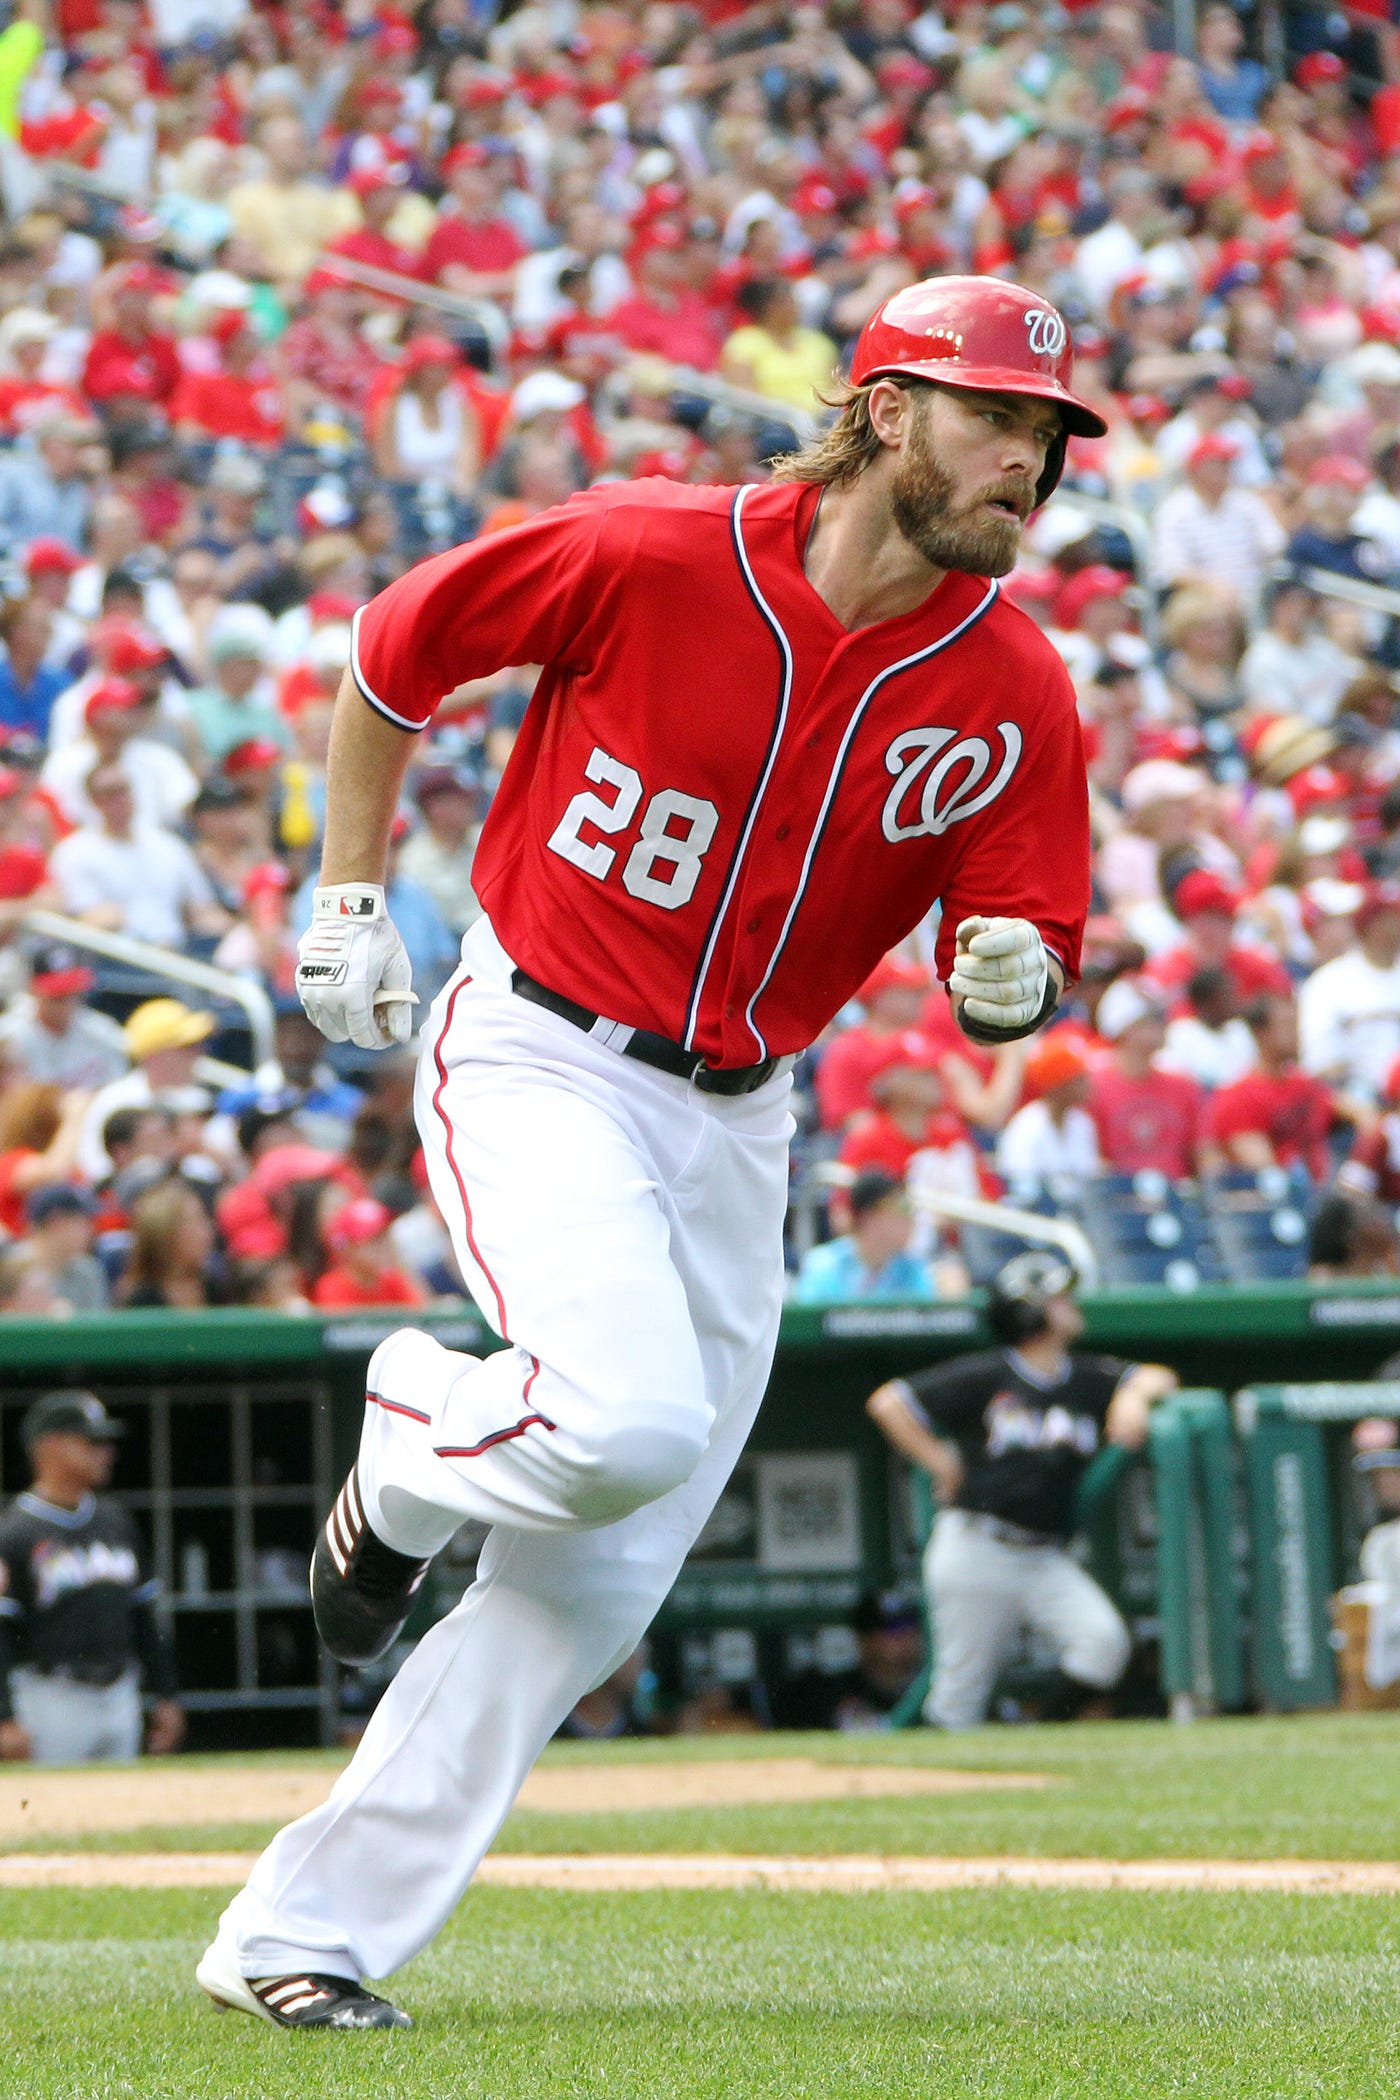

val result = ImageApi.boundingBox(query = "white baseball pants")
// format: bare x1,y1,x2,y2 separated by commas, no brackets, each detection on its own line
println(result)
216,917,793,1983
922,1507,1131,1731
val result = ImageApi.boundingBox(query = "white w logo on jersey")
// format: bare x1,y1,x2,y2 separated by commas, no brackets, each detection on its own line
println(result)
881,723,1023,843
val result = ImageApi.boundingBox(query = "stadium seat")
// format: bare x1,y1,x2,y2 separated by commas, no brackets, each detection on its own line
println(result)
1202,1168,1315,1282
1079,1173,1227,1290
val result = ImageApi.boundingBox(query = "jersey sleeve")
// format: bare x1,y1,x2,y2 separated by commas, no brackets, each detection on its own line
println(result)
933,657,1089,987
350,492,608,732
902,1357,998,1436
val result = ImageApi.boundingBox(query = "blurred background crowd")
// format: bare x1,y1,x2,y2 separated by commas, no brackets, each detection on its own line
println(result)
5,0,1400,1310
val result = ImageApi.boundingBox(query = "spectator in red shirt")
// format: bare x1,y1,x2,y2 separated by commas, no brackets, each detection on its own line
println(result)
311,1197,428,1308
1144,868,1292,1012
0,765,55,917
81,263,180,417
420,145,527,299
1341,1049,1400,1204
1089,977,1220,1179
0,309,89,437
606,228,725,371
837,1036,992,1205
171,313,285,449
1209,994,1336,1179
0,1082,90,1237
816,954,929,1129
279,268,387,432
329,169,423,284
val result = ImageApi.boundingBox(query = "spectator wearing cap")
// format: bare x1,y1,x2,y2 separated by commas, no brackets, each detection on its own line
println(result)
1209,993,1337,1180
371,337,480,502
1300,879,1400,1100
24,540,87,670
1286,455,1395,586
1088,978,1220,1180
186,604,289,768
170,311,285,449
0,764,54,926
1098,761,1217,941
225,115,357,288
0,1390,183,1766
77,998,216,1182
183,454,275,599
40,675,198,831
309,1197,428,1309
20,1185,108,1311
1156,371,1270,489
996,1035,1102,1201
0,410,95,557
46,615,175,754
793,1168,936,1306
80,262,181,416
1046,566,1135,690
816,955,933,1131
1240,574,1358,727
1150,434,1285,608
0,944,126,1089
328,167,422,283
1157,966,1259,1090
279,268,386,431
50,760,226,953
0,595,67,742
1145,870,1291,1011
0,309,88,440
421,143,527,300
719,279,838,413
396,764,483,939
605,229,724,372
837,1035,991,1226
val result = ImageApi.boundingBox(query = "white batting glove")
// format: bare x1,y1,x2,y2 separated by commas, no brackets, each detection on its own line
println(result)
949,916,1049,1035
295,884,419,1050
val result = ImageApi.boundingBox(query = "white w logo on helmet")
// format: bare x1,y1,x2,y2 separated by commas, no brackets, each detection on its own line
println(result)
1024,306,1067,359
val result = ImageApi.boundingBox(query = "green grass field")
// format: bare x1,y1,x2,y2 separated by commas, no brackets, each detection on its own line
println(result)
5,1718,1400,2099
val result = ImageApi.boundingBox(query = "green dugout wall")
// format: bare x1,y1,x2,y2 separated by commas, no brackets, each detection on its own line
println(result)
4,1283,1400,1738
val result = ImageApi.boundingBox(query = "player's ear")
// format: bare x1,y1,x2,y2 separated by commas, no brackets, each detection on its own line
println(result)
867,379,918,452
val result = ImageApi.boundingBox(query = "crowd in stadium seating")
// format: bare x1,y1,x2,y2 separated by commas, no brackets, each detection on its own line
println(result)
6,0,1400,1308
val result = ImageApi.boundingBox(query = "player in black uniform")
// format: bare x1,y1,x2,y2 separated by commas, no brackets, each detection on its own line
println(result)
0,1390,184,1764
866,1253,1177,1729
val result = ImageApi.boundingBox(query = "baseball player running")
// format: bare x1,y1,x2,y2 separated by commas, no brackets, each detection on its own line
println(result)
867,1252,1178,1729
198,276,1102,2030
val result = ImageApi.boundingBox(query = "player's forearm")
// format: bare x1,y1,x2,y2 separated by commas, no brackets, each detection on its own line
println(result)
319,670,418,886
1105,1363,1178,1449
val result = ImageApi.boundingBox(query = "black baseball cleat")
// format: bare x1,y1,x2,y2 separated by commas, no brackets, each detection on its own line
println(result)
197,1946,411,2029
311,1462,430,1666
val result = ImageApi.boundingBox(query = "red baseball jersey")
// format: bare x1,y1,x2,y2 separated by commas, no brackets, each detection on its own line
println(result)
351,479,1089,1066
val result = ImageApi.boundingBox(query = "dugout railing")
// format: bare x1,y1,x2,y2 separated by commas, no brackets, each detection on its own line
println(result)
6,1286,1400,1739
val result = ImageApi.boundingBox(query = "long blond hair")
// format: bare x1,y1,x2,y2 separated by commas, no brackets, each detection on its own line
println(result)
769,379,895,488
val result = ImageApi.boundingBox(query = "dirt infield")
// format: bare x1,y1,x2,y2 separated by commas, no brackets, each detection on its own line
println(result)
0,1756,1048,1843
5,1851,1400,1895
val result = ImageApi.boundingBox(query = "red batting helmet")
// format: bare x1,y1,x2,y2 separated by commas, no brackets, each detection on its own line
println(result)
850,276,1107,505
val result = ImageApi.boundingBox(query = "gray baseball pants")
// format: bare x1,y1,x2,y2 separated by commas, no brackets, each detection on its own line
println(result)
9,1666,143,1762
922,1506,1131,1730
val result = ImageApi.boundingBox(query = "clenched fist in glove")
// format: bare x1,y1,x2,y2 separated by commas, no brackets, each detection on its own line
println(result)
295,884,419,1049
949,916,1054,1041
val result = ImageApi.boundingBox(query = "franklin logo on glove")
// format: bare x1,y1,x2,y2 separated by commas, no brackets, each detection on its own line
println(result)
295,884,419,1049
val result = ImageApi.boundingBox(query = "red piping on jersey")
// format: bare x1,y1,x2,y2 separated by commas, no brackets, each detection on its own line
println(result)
434,1354,556,1459
366,1390,432,1425
429,972,511,1335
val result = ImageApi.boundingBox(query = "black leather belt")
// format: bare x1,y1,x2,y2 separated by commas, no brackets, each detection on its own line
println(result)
511,969,779,1096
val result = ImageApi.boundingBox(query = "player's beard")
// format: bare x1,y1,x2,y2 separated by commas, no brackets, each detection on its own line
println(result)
890,395,1032,578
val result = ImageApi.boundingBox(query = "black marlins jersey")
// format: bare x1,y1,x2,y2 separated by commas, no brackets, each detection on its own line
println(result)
899,1348,1131,1538
0,1490,160,1689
